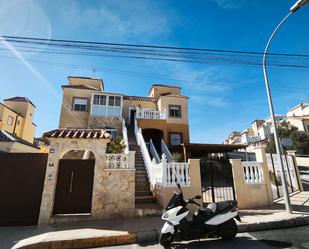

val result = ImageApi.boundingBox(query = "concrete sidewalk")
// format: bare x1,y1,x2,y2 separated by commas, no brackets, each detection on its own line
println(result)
1,191,308,249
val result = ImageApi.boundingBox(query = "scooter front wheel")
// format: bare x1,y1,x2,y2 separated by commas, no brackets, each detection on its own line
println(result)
159,232,174,247
219,219,237,240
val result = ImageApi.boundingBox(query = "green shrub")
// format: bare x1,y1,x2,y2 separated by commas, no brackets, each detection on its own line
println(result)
106,136,126,154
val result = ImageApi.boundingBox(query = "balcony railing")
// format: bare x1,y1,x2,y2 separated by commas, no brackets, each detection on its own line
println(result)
136,108,166,120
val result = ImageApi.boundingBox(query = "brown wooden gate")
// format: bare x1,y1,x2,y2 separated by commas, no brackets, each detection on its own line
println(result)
0,153,48,226
53,159,95,215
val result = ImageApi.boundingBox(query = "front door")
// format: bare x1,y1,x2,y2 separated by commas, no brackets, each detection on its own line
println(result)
130,109,136,125
53,159,95,215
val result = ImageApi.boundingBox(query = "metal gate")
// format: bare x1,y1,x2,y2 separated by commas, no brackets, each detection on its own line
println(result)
266,153,301,200
53,159,95,215
0,153,47,226
201,154,236,203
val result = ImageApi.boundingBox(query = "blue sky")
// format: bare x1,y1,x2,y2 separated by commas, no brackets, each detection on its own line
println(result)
0,0,308,143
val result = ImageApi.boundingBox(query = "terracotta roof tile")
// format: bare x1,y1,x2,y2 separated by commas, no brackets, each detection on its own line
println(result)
123,95,157,102
43,128,111,140
160,94,188,99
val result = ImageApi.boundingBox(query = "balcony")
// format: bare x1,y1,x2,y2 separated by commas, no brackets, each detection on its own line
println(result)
136,108,166,120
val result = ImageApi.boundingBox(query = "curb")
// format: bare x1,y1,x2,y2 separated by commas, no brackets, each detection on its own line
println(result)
16,233,137,249
15,216,309,249
238,215,309,233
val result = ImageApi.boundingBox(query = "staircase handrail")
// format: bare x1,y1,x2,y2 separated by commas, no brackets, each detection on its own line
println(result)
134,118,153,178
122,119,129,154
161,139,173,161
150,139,160,163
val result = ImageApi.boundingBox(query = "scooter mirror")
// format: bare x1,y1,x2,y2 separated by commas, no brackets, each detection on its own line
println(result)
194,195,202,199
177,183,181,191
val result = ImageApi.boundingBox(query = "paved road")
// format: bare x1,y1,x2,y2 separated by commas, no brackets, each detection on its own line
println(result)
96,225,309,249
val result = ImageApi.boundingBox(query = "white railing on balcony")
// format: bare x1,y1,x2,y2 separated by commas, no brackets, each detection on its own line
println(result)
134,118,190,187
105,152,135,169
136,107,166,120
161,139,173,161
122,119,129,154
242,161,264,184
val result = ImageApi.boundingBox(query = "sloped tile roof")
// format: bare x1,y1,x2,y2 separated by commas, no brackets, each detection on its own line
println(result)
62,85,100,91
0,130,39,148
3,97,35,107
160,94,188,99
123,95,157,102
43,128,111,140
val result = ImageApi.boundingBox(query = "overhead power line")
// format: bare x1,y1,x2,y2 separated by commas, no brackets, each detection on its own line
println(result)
0,53,308,94
1,35,309,69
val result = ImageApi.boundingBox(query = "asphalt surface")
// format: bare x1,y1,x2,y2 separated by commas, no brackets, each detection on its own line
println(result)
95,224,309,249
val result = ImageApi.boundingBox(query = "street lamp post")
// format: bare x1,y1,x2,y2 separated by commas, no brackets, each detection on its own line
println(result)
263,0,309,213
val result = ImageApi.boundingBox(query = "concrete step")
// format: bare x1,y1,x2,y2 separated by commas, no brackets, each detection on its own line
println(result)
135,190,152,196
135,181,150,186
135,183,150,188
135,203,163,217
135,195,157,204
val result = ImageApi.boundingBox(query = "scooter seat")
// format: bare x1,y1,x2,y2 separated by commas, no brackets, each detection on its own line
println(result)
215,201,236,214
193,201,237,223
193,208,215,223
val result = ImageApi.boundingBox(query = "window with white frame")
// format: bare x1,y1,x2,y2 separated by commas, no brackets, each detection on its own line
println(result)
92,94,122,117
73,98,88,111
7,115,14,126
170,133,182,145
169,105,181,118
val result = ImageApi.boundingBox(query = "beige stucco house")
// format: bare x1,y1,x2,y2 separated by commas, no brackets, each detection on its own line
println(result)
58,76,190,148
286,103,309,133
38,76,195,223
0,97,39,152
0,97,36,143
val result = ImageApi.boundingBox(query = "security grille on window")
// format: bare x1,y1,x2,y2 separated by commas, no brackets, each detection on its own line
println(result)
170,133,182,145
169,105,181,118
73,98,87,111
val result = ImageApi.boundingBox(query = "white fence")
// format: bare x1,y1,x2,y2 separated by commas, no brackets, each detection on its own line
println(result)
242,161,264,184
136,108,166,120
134,118,190,187
105,152,135,169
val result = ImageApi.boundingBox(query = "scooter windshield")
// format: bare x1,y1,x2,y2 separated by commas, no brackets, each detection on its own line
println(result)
165,192,186,211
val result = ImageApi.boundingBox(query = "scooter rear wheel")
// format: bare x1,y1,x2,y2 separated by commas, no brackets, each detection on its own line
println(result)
159,232,174,247
219,219,237,240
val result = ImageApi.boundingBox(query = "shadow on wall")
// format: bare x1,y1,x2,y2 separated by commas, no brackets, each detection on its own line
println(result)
62,150,95,159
